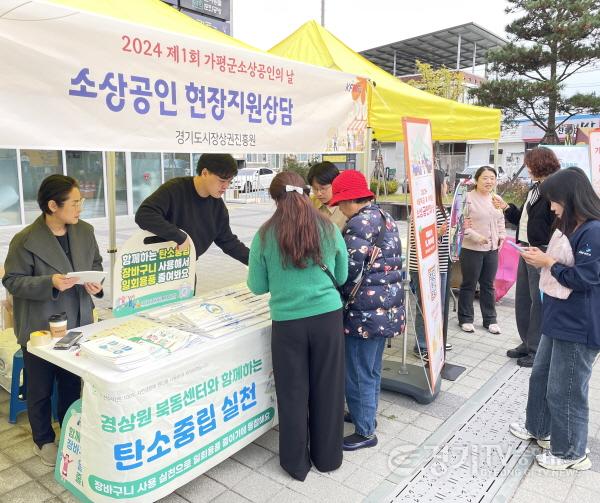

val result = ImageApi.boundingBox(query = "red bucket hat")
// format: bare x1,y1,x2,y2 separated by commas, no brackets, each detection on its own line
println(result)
328,170,374,206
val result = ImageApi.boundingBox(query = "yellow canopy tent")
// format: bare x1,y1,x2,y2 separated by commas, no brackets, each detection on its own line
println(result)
48,0,255,50
270,20,501,142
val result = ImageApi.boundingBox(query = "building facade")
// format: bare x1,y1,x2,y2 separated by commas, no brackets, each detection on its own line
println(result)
0,148,290,228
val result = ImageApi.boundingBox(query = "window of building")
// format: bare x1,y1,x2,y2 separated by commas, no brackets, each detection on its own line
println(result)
132,152,161,211
21,149,63,223
246,153,267,163
113,152,128,216
66,151,105,219
163,153,191,181
0,149,21,226
489,148,504,164
192,153,202,173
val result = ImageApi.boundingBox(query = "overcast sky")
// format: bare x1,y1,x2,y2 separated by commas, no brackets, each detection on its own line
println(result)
232,0,598,98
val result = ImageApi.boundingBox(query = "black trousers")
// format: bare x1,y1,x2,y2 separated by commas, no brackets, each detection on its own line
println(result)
271,309,345,481
22,347,81,448
515,256,542,354
458,248,499,327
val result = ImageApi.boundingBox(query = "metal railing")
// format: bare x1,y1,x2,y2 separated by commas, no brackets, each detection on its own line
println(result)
226,174,272,203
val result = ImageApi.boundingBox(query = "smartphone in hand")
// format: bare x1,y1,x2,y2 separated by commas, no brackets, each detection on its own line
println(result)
506,240,526,252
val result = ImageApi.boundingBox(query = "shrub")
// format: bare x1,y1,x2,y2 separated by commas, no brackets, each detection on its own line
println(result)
370,179,399,195
497,180,529,208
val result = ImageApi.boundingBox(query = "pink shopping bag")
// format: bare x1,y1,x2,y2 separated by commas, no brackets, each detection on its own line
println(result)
495,237,520,301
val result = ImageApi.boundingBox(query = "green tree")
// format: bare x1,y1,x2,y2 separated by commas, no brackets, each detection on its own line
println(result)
406,60,465,101
282,155,309,182
470,0,600,144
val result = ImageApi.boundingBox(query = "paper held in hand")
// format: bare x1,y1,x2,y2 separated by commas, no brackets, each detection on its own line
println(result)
66,271,107,285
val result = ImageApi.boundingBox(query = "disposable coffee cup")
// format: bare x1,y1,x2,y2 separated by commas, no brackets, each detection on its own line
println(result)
49,312,68,339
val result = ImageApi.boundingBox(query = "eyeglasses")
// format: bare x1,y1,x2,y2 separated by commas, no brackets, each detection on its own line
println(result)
71,198,85,209
312,184,332,194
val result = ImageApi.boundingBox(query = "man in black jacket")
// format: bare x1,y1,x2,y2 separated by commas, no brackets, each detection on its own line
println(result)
135,153,249,265
493,147,560,367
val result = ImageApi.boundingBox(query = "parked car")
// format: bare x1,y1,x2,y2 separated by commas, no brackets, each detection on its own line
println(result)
231,167,276,192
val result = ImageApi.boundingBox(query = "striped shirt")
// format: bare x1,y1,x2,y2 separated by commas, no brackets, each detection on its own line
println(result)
408,207,450,273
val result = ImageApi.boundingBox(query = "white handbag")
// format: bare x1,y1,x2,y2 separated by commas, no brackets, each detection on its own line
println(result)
539,230,574,300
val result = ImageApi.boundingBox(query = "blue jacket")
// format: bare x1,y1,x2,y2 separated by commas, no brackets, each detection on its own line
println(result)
542,220,600,348
341,204,405,338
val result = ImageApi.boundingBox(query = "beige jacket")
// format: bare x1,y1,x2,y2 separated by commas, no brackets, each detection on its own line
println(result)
311,196,348,230
463,190,506,252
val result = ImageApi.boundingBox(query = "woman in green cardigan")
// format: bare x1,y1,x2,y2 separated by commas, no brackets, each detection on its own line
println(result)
247,171,348,481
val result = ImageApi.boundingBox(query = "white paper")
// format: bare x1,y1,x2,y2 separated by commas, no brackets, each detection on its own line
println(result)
66,271,107,285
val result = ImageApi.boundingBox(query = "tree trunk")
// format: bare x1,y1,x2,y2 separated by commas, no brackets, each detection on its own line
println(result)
544,43,560,145
541,129,560,144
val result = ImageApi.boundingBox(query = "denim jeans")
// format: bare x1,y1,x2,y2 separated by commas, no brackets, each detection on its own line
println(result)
345,335,386,437
412,272,447,352
525,334,599,459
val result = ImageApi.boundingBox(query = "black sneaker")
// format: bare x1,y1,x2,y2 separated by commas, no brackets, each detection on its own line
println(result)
343,433,378,451
507,345,528,358
517,354,535,367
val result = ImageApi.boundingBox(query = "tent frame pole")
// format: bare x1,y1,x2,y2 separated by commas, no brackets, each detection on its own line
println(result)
493,139,499,170
106,151,117,303
362,127,373,177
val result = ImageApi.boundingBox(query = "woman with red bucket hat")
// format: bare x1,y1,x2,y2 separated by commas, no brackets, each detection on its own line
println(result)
329,170,406,451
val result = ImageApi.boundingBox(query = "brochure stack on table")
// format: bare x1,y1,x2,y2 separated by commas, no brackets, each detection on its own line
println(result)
77,286,269,371
143,286,270,339
27,284,277,503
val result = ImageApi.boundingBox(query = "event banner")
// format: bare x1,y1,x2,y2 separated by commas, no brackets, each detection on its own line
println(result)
0,1,367,153
543,145,592,179
56,324,275,502
403,117,444,389
113,231,197,317
590,129,600,195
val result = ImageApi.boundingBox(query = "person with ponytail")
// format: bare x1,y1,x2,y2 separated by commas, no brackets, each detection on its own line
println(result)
247,171,349,481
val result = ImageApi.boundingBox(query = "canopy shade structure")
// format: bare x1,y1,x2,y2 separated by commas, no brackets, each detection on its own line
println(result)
269,20,501,142
0,0,366,154
360,22,507,77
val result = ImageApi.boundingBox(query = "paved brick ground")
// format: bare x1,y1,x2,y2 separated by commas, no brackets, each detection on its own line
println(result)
0,203,599,503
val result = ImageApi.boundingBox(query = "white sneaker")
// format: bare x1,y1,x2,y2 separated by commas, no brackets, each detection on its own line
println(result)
509,423,550,449
33,442,58,467
487,324,501,334
461,323,475,333
536,451,591,471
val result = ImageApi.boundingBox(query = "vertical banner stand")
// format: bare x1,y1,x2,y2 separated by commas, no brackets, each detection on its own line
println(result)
380,178,441,404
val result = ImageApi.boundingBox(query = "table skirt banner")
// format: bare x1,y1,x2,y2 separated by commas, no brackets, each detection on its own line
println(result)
55,325,276,502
